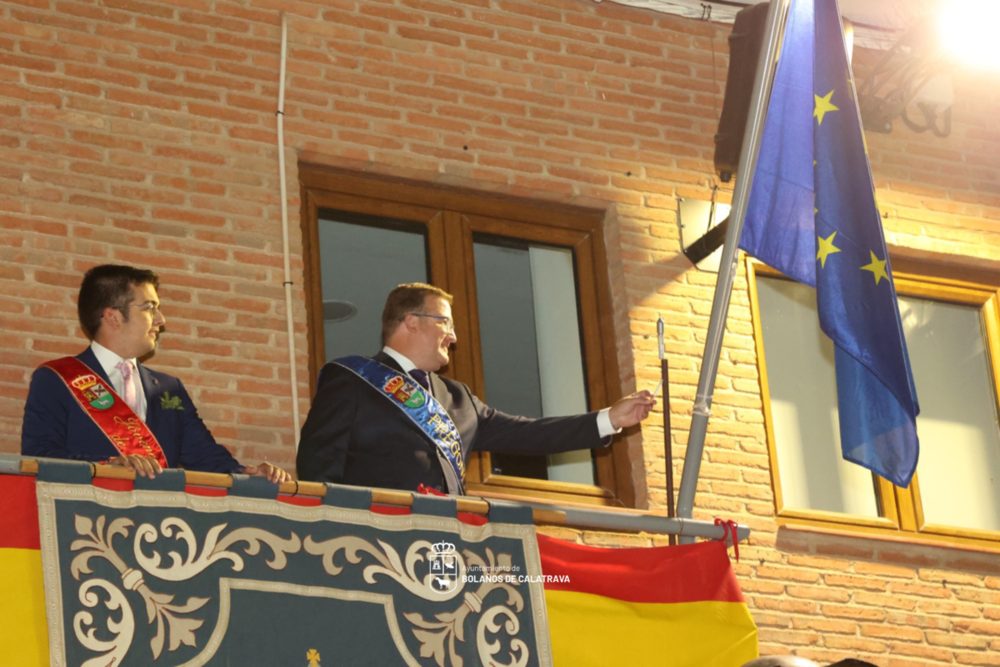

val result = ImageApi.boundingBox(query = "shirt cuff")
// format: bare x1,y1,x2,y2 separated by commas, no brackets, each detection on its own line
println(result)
597,408,620,438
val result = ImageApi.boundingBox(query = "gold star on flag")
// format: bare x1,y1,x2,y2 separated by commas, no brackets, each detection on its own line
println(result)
817,232,841,268
860,251,889,285
814,90,839,125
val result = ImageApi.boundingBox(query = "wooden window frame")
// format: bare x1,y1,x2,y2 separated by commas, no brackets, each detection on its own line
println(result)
748,255,1000,550
300,164,635,508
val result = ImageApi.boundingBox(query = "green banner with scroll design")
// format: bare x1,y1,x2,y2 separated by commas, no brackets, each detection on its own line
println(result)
35,481,551,667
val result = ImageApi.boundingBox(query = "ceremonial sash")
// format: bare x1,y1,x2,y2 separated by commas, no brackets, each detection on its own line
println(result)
42,357,168,467
334,356,466,494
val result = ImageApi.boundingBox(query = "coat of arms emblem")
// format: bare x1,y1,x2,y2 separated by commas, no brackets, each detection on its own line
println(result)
427,541,458,594
383,376,426,408
71,374,114,410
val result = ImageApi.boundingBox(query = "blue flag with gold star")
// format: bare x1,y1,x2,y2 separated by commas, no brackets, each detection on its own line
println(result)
740,0,920,487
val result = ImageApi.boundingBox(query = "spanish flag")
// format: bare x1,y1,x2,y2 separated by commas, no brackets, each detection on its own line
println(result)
0,474,48,666
539,533,758,666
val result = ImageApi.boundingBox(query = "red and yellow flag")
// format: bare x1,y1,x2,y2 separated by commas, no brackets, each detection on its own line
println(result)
539,533,758,667
0,474,49,666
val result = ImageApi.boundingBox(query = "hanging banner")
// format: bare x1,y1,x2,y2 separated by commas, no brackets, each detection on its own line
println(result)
8,473,551,667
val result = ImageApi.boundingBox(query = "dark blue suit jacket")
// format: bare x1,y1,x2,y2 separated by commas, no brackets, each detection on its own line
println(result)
296,352,607,492
21,348,242,474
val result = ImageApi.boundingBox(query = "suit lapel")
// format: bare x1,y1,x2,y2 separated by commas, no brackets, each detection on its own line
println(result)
77,348,112,385
428,373,452,412
138,363,160,425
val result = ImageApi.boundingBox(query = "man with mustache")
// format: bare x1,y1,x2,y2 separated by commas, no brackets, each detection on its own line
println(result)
21,264,288,482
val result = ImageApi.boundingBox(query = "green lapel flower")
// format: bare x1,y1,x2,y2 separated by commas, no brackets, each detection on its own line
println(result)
160,392,184,411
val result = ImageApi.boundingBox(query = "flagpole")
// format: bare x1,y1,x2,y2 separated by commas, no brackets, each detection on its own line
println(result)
676,0,790,542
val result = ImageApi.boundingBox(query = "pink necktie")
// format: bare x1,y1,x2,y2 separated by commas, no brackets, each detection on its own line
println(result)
116,360,140,414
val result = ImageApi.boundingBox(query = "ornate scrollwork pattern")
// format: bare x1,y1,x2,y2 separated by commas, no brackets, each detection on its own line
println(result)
71,513,213,659
134,518,302,580
70,513,302,661
73,578,134,667
477,607,529,667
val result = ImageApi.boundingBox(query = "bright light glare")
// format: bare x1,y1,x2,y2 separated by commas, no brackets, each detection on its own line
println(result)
939,0,1000,71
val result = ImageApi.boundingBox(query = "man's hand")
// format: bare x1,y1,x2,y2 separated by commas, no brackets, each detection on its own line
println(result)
242,461,291,484
608,391,656,430
108,454,162,478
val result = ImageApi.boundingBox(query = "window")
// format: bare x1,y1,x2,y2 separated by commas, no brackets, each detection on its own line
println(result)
300,165,633,507
749,257,1000,547
473,238,595,485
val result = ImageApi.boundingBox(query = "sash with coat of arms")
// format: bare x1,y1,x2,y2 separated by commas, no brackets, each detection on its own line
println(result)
42,357,168,467
333,356,466,494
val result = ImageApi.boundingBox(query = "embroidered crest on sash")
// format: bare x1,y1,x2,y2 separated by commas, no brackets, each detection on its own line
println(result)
71,374,115,410
383,376,427,409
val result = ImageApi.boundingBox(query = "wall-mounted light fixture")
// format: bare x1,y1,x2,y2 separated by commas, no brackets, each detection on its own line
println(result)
678,188,732,273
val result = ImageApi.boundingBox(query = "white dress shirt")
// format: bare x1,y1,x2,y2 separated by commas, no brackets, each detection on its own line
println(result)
381,346,618,437
90,341,147,421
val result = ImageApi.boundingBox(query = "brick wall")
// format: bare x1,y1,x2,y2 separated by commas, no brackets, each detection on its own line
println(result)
2,0,999,664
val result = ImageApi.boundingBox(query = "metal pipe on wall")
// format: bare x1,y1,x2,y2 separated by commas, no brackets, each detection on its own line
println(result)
276,13,301,446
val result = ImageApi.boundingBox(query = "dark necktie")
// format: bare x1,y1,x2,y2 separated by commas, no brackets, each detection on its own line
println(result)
410,369,431,393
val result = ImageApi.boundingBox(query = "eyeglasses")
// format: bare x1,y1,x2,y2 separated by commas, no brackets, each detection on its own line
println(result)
130,303,161,316
410,313,455,334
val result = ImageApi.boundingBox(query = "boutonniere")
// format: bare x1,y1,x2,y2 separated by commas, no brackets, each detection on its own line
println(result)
160,392,184,410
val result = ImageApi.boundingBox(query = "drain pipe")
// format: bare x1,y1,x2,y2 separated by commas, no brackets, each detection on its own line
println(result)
276,13,301,446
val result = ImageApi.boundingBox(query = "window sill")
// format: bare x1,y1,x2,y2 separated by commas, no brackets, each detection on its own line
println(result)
466,475,619,508
777,520,1000,573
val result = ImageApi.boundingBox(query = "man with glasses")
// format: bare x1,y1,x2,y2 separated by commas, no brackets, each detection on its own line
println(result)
21,264,289,483
297,283,655,494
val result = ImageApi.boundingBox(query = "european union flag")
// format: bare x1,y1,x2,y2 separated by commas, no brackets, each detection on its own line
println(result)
740,0,920,487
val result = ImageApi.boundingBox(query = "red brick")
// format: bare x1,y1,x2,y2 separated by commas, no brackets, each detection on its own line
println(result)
64,195,143,216
25,139,102,162
105,88,183,111
147,81,222,103
134,16,208,41
152,146,226,166
0,52,57,73
186,102,260,125
0,82,60,107
465,37,528,60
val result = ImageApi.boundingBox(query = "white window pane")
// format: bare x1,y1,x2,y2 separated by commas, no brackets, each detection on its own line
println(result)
756,276,880,517
529,246,593,485
474,241,594,485
901,297,1000,532
475,243,545,420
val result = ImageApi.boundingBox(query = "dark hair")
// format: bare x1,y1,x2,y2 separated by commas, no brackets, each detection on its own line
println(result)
381,283,452,344
78,264,159,339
